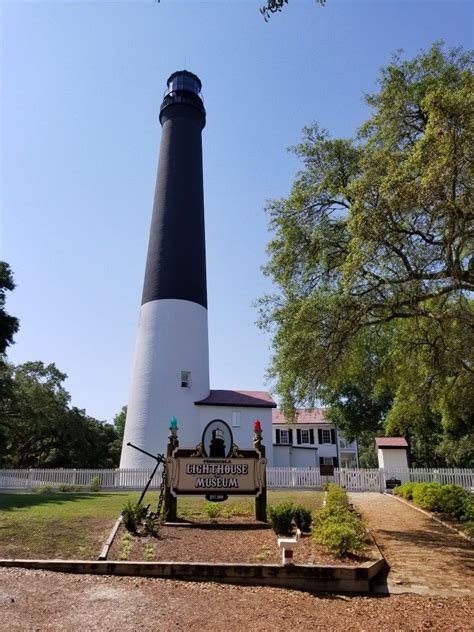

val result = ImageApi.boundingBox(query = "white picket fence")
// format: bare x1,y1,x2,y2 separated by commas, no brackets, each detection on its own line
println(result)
0,467,472,492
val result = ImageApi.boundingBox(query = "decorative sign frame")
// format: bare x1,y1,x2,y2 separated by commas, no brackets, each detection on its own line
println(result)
166,419,267,498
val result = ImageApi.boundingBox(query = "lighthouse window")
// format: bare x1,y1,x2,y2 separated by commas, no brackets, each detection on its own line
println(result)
181,371,191,388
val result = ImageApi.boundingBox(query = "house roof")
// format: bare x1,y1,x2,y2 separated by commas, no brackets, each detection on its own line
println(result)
375,437,408,448
272,408,329,425
195,390,277,408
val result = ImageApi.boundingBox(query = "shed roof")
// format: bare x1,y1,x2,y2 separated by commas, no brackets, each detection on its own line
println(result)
375,437,408,448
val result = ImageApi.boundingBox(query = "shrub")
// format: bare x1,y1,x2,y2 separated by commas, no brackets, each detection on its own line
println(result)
325,484,349,509
58,484,82,492
394,482,415,500
89,476,101,492
144,543,155,560
464,521,474,539
119,533,133,560
34,485,53,494
314,521,366,556
268,502,294,536
122,500,145,534
204,502,221,519
398,482,474,524
412,482,443,512
293,505,312,532
143,516,162,538
313,484,367,556
436,485,471,520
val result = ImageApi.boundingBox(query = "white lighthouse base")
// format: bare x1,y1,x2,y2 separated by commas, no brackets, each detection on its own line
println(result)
120,298,210,469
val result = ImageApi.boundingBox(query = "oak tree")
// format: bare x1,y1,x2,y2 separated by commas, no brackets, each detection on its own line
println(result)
259,43,473,465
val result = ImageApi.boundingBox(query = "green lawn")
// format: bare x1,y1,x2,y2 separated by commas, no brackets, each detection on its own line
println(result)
0,491,141,560
0,490,323,560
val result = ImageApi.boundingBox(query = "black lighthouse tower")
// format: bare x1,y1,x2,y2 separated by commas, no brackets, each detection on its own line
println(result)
121,71,211,468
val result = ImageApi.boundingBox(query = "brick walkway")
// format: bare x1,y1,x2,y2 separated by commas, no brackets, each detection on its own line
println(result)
350,493,474,597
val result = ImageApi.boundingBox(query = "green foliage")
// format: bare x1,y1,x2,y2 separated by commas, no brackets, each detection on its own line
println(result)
58,484,82,493
315,521,366,557
143,516,162,538
268,502,295,535
122,500,145,534
313,485,366,556
34,484,53,494
293,505,312,532
119,532,133,560
259,43,474,466
437,485,472,521
260,0,325,22
0,262,19,356
464,522,474,538
204,502,221,519
325,483,349,509
144,543,155,560
89,476,101,492
0,361,121,468
412,482,443,512
113,406,127,440
403,481,473,522
394,482,415,500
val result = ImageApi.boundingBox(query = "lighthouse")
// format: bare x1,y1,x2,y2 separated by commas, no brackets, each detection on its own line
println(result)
120,71,210,468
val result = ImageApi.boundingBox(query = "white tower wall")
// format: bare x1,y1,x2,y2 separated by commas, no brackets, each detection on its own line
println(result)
120,299,210,468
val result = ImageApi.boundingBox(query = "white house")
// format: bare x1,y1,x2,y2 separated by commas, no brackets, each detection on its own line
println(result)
273,408,359,468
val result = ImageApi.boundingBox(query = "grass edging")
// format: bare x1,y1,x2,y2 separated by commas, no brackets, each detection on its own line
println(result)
98,514,123,560
387,493,473,542
0,554,386,594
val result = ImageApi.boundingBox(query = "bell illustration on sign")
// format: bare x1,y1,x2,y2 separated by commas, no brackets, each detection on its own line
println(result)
202,420,233,458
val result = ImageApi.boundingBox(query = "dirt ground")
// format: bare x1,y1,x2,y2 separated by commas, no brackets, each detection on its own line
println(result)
1,567,473,631
109,521,375,566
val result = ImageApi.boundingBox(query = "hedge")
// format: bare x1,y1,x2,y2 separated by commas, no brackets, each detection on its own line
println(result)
313,484,367,556
395,481,473,523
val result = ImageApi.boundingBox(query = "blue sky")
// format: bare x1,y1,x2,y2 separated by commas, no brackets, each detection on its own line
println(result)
1,0,472,423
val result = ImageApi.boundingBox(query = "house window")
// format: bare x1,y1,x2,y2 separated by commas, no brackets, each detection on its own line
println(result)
279,429,290,444
300,429,310,444
181,371,191,388
322,429,331,444
232,411,241,428
324,457,334,465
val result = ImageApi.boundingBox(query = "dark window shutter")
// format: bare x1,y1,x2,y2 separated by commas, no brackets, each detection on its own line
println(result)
318,429,323,444
319,456,324,465
333,457,338,467
296,429,301,444
309,429,314,444
288,429,293,444
276,429,280,444
331,429,336,444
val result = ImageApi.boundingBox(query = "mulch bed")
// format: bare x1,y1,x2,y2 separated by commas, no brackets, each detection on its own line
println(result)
108,518,377,566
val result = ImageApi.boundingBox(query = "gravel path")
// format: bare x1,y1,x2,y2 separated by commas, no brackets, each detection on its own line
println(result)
1,567,473,631
350,492,474,596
